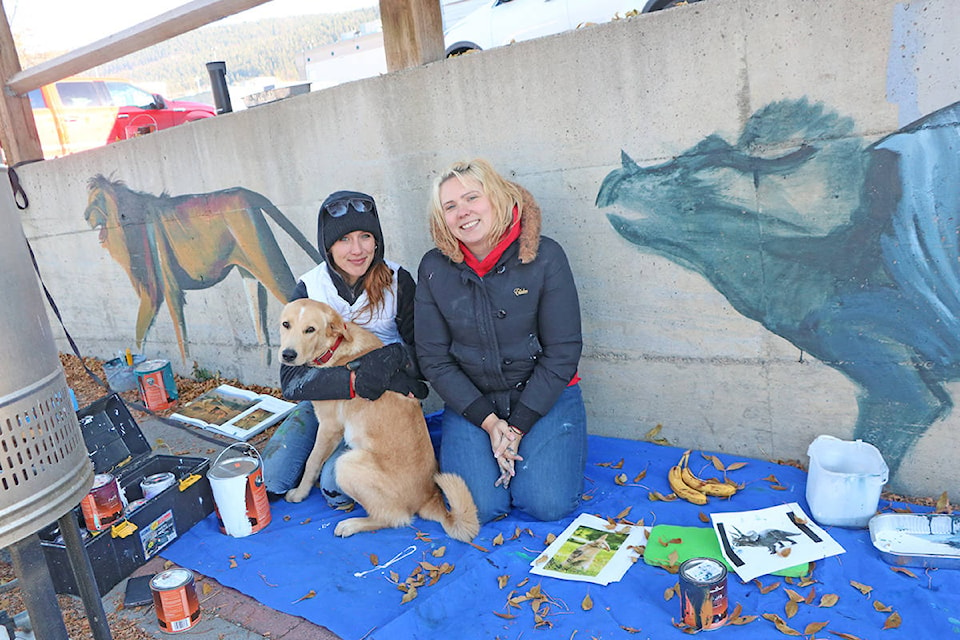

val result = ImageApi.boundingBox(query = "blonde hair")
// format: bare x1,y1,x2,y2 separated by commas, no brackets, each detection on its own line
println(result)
428,159,523,262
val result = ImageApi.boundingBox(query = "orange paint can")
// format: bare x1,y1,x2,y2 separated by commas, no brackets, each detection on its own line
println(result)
150,568,200,633
135,359,178,411
679,557,728,631
80,473,124,532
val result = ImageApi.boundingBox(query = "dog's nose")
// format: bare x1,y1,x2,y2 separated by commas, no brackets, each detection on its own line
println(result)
281,348,297,363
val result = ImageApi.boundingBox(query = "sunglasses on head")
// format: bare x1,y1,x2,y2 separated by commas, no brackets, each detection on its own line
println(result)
324,197,375,218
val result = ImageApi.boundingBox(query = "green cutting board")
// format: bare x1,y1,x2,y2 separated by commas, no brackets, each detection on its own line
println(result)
643,525,809,579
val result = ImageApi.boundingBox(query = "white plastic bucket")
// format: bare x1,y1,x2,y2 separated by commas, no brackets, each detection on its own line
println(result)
207,443,271,538
805,435,889,528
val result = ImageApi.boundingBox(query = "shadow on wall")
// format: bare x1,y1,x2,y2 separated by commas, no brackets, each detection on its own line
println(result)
596,97,960,484
83,175,321,362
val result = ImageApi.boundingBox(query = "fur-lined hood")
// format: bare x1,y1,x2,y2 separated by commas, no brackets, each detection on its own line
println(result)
436,183,542,264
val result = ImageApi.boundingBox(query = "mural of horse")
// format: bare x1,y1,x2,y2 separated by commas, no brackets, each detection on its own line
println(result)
84,175,322,362
596,98,960,483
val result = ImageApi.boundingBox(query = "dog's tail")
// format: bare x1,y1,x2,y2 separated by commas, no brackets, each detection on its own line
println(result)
419,472,480,543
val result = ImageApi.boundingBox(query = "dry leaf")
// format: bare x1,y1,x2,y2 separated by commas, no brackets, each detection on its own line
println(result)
804,586,816,605
516,577,529,587
615,506,633,520
763,474,780,483
493,532,504,546
761,613,801,636
804,621,829,635
432,546,446,558
818,593,839,607
581,593,594,610
242,552,251,560
545,533,557,545
873,600,892,613
283,515,291,521
754,579,781,594
664,584,678,601
497,575,509,589
935,491,950,513
658,536,682,546
668,550,679,566
228,558,238,569
292,589,317,604
201,582,213,596
828,632,863,640
778,547,793,558
620,626,642,633
400,586,418,604
883,611,902,630
785,588,805,602
849,580,873,596
300,518,312,525
614,473,628,485
890,567,917,579
726,461,748,471
698,511,710,523
633,469,647,483
369,554,379,566
493,610,517,619
784,600,799,619
535,555,548,565
644,424,663,440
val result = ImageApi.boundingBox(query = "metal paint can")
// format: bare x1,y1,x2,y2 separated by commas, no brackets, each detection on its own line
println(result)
679,557,728,631
141,472,176,500
135,359,178,412
80,473,124,531
207,444,271,537
150,568,200,633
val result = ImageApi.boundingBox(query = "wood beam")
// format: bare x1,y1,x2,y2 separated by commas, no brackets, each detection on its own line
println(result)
380,0,444,73
0,0,42,164
5,0,272,96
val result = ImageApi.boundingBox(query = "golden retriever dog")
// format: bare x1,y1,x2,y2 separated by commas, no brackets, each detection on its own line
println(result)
277,298,479,542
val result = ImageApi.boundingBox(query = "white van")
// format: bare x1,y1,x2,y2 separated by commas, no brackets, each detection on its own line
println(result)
444,0,645,57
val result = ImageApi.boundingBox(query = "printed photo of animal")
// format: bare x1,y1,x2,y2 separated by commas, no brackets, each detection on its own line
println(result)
84,175,322,362
277,298,479,542
729,527,799,555
546,527,624,576
597,98,960,483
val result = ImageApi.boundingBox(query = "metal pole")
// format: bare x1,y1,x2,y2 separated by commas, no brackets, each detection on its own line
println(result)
8,534,69,640
59,513,113,640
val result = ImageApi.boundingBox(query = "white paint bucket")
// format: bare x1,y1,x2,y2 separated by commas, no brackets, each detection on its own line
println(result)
805,434,889,528
207,443,271,537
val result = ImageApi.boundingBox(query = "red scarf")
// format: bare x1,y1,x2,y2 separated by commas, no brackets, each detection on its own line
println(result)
461,206,521,278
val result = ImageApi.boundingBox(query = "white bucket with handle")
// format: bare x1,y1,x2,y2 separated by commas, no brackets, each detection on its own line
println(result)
805,435,889,528
207,443,271,537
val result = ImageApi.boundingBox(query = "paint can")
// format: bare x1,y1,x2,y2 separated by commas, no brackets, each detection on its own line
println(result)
141,472,176,500
80,473,124,532
679,557,728,631
135,359,178,412
207,443,271,537
150,568,200,633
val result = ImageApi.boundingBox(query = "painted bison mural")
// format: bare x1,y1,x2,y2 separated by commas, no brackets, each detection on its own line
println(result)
596,98,960,482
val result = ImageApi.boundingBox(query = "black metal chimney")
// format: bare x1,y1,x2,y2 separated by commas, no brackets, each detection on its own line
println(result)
206,61,233,114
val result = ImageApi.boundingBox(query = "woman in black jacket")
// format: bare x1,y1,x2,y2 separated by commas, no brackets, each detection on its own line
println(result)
415,159,587,524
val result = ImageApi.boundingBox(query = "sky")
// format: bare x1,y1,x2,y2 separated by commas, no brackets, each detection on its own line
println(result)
6,0,378,52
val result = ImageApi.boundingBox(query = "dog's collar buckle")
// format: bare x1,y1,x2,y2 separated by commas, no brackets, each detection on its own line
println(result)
313,334,344,365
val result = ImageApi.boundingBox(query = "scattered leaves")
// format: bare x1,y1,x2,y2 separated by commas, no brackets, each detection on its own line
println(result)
596,458,624,469
633,468,648,483
493,532,504,546
664,583,678,601
432,546,446,558
828,632,863,640
873,600,892,613
935,491,951,513
804,621,829,635
228,557,238,569
698,511,710,523
818,593,839,608
761,613,801,636
369,554,379,567
545,533,557,545
620,625,642,633
890,567,917,579
754,579,781,594
658,536,682,547
614,473,628,485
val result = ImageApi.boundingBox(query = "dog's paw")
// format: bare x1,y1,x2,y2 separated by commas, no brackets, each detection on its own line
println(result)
285,487,309,503
334,519,359,537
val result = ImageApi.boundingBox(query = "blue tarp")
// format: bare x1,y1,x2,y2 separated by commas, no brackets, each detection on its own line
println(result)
162,436,959,639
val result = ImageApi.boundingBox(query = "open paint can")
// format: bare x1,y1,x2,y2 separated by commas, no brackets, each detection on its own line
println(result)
135,359,178,412
679,557,728,631
141,472,176,500
80,473,124,532
150,568,200,633
207,443,271,537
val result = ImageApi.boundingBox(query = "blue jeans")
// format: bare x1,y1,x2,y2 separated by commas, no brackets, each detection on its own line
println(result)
439,385,587,524
259,401,351,507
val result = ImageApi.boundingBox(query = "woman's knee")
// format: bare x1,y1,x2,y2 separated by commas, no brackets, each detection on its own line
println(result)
512,485,580,522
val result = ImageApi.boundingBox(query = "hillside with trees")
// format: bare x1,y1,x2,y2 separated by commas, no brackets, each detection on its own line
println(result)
24,7,379,98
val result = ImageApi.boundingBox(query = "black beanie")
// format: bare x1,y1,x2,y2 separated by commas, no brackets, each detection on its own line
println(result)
317,190,385,265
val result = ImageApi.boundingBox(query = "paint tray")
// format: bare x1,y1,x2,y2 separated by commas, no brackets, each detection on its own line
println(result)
869,513,960,569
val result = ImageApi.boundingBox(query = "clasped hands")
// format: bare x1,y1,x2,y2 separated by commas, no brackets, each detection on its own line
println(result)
482,415,523,489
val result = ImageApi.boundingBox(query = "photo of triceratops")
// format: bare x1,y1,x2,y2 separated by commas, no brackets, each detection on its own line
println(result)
596,97,960,483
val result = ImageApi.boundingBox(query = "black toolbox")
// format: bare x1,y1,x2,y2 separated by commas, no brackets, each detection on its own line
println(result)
40,393,214,596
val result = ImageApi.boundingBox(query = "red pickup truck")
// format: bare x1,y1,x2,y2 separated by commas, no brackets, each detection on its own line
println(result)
27,77,216,158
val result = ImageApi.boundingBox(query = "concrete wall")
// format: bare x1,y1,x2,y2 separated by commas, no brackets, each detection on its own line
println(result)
13,0,960,497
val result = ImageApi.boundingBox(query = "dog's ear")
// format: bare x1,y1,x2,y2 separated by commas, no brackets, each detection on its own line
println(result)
339,322,353,342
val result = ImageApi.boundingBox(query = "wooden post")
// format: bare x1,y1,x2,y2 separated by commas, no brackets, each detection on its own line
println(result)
380,0,445,72
0,0,43,165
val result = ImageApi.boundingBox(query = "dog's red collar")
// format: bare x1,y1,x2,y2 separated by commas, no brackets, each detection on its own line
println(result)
312,334,344,365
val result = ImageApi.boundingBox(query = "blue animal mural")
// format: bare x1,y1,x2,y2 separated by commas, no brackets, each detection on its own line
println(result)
596,98,960,481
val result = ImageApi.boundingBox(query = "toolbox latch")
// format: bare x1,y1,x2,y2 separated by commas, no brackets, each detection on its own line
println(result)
179,473,202,491
111,519,139,538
